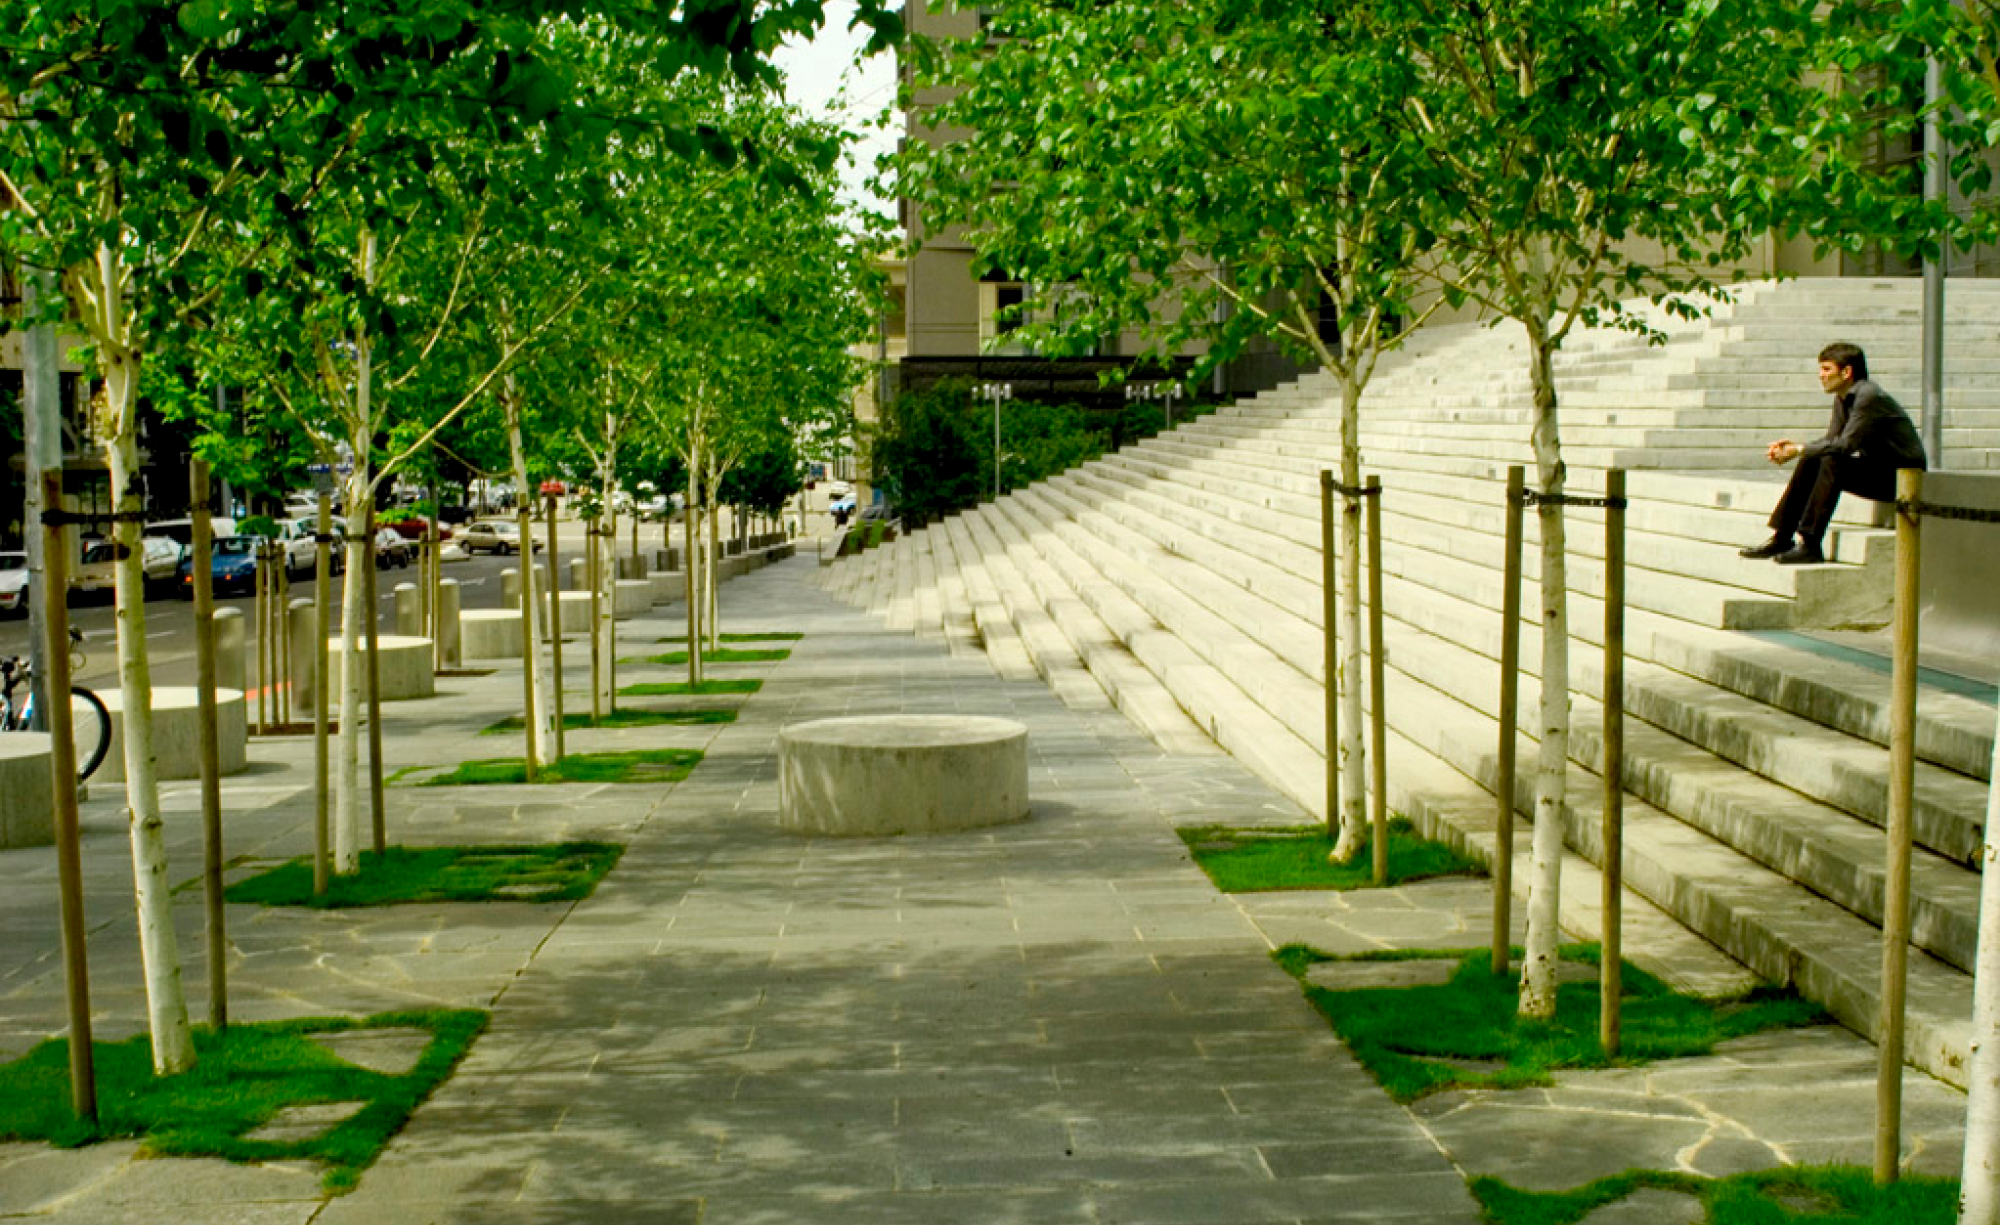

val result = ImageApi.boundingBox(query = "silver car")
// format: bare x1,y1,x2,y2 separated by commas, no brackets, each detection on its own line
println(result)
459,520,538,554
72,537,185,599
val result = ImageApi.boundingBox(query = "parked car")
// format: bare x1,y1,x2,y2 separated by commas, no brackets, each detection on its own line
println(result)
72,536,186,600
144,517,239,547
374,528,414,569
0,552,27,615
382,516,452,543
458,519,539,554
178,535,261,597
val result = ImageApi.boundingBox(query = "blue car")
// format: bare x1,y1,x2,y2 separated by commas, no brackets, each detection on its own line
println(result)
177,535,261,598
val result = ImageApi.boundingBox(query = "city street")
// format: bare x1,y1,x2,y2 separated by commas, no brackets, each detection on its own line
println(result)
0,518,691,691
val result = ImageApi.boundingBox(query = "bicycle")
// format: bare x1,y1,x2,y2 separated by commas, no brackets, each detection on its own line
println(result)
0,646,112,783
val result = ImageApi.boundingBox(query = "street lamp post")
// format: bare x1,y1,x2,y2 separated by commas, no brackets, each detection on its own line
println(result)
1125,380,1185,432
978,382,1013,500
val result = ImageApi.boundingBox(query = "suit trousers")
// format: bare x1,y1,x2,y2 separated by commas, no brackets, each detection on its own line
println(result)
1768,450,1907,542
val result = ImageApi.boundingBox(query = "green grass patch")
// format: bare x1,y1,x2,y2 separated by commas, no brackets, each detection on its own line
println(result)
619,678,763,697
629,648,790,666
408,748,704,787
0,1009,485,1193
1470,1165,1958,1225
1178,818,1482,892
479,708,737,734
225,842,623,908
1276,943,1825,1102
655,632,803,643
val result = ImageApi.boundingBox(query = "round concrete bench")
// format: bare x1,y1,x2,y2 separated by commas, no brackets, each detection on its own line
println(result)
778,715,1029,837
297,636,437,707
459,609,524,661
0,733,54,847
97,686,248,784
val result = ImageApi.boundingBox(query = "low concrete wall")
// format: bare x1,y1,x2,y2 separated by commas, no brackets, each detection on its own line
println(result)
97,686,248,783
0,733,54,847
778,715,1030,837
460,609,525,661
1920,472,2000,664
613,579,652,618
296,635,436,708
649,571,685,603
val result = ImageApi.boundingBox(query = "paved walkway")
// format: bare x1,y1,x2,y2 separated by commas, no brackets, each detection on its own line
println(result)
0,554,1969,1223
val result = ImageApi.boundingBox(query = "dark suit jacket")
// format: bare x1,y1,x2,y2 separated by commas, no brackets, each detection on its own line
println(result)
1800,379,1927,470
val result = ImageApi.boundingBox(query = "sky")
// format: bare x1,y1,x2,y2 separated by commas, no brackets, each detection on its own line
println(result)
769,0,901,220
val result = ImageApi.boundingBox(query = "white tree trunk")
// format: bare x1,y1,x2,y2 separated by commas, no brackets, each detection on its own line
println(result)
99,321,196,1074
1331,376,1369,862
706,486,721,652
683,441,704,686
333,238,376,872
333,469,371,874
1957,698,2000,1224
1519,326,1571,1019
505,400,556,760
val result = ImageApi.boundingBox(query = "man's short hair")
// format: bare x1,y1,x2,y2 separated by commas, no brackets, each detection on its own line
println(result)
1819,342,1868,380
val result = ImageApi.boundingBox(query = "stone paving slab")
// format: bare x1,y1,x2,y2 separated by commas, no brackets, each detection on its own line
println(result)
0,553,1973,1223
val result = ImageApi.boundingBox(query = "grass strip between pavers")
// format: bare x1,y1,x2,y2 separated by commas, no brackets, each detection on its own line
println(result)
1178,818,1482,892
0,1009,486,1193
629,648,790,666
1470,1165,1957,1225
619,678,762,697
480,708,736,734
397,747,704,787
225,842,623,908
655,632,804,643
1275,943,1825,1102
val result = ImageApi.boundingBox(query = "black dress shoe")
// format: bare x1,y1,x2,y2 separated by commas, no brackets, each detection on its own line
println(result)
1739,535,1794,559
1775,541,1825,565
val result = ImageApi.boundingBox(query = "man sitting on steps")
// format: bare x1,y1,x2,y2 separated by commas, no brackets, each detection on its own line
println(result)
1739,342,1928,566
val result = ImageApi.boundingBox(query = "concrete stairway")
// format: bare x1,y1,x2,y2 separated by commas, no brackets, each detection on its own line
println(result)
818,277,2000,1087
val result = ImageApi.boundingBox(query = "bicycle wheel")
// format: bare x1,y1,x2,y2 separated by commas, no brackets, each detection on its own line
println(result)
68,687,112,782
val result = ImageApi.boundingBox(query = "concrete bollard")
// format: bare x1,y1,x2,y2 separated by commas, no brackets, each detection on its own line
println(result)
569,557,589,591
654,547,679,573
618,555,647,580
438,578,462,667
501,567,520,606
288,597,317,711
215,606,246,694
394,582,422,638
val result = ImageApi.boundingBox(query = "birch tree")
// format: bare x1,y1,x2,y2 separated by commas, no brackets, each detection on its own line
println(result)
1394,0,1870,1017
898,0,1458,861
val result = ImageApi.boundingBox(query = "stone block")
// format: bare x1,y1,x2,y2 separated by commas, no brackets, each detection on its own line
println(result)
460,609,524,661
0,733,54,847
613,579,652,618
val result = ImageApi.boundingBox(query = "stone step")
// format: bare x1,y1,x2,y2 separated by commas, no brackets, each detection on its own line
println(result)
1022,454,1981,1088
982,496,1222,755
1087,452,1892,609
926,514,986,660
1007,483,1329,805
938,515,1038,683
1086,453,1818,632
1052,454,1989,974
958,507,1114,712
1336,626,1975,1087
